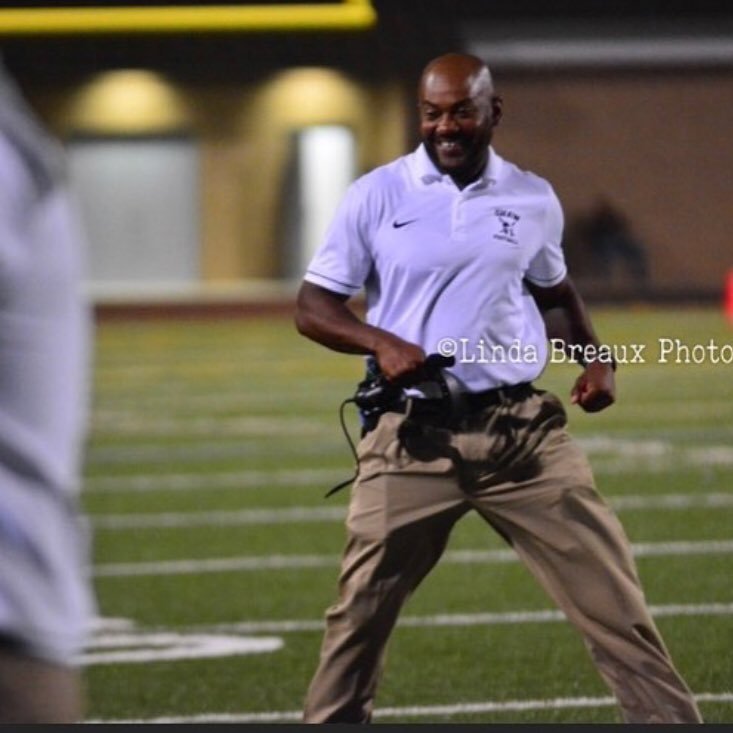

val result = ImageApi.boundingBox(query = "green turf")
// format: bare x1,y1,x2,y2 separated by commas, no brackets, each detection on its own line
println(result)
82,306,733,722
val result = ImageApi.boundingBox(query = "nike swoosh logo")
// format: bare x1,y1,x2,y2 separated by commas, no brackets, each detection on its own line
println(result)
393,219,417,229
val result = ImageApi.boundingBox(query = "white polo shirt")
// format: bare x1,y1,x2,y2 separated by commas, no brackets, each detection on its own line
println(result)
305,144,567,391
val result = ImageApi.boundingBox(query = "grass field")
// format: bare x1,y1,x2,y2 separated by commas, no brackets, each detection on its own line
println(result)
82,305,733,723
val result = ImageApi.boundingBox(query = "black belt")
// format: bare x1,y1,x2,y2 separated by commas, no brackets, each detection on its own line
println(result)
460,382,535,411
395,382,535,423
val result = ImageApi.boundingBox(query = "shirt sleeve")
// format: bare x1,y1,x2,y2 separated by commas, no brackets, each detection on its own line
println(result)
303,179,373,297
524,187,567,288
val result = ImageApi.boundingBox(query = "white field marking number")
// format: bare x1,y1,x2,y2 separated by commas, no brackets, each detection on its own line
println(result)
80,617,283,666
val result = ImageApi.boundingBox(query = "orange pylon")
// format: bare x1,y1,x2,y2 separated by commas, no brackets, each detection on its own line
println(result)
726,271,733,322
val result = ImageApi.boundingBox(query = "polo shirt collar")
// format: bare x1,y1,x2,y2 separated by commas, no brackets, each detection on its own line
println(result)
411,143,503,190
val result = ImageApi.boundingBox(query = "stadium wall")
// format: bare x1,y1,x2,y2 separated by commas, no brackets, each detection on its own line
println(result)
17,53,733,303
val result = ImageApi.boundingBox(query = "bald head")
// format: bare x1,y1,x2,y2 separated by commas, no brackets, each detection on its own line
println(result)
419,53,494,105
417,53,501,189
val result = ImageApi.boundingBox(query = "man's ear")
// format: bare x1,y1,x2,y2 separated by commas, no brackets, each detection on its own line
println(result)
491,95,503,127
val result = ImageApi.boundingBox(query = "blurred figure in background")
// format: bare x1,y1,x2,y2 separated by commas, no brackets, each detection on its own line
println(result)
585,198,649,288
0,58,95,722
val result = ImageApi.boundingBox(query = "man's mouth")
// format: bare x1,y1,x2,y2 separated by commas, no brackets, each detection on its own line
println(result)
435,139,465,157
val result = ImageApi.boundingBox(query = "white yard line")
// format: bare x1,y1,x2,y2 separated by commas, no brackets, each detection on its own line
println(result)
81,601,733,669
81,632,283,665
92,395,731,415
83,601,727,681
82,438,733,471
91,414,331,438
94,538,733,577
89,399,733,433
611,493,733,510
89,492,733,529
92,412,733,440
208,601,733,635
85,691,733,724
85,467,345,493
92,505,346,529
83,435,733,491
84,439,343,466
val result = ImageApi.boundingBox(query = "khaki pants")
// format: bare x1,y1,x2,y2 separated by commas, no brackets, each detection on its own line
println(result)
303,389,702,723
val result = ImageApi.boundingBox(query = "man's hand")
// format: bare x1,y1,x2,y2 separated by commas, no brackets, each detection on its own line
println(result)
374,336,426,384
570,361,616,413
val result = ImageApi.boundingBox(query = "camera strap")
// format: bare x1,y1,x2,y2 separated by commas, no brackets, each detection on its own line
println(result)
324,396,362,498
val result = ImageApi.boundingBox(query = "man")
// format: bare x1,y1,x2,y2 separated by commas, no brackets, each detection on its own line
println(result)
0,59,95,722
294,53,701,724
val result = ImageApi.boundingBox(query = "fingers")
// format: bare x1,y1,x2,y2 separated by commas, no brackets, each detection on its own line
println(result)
579,390,614,413
375,339,426,383
572,383,615,412
571,370,615,413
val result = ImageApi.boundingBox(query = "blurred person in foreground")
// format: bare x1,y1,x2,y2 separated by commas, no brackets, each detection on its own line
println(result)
0,59,95,722
294,53,702,723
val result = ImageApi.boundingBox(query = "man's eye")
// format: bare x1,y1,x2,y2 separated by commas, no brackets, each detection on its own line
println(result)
422,109,440,121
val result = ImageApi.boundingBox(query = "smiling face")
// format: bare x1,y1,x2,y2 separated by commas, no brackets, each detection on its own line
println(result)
418,54,502,189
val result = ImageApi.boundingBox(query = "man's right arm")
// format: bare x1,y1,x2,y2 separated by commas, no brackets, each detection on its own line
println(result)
294,281,426,382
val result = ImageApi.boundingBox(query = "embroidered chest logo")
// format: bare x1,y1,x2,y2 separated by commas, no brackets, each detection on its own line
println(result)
492,208,521,245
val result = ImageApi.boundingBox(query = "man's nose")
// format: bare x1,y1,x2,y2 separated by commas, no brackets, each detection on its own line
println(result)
436,113,459,134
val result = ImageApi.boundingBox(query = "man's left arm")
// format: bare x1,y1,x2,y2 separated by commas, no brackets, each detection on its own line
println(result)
526,275,615,413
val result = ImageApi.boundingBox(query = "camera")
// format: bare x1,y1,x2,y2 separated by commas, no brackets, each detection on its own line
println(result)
353,353,456,430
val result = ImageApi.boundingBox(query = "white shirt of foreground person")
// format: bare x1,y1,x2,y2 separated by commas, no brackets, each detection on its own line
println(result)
0,69,95,678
